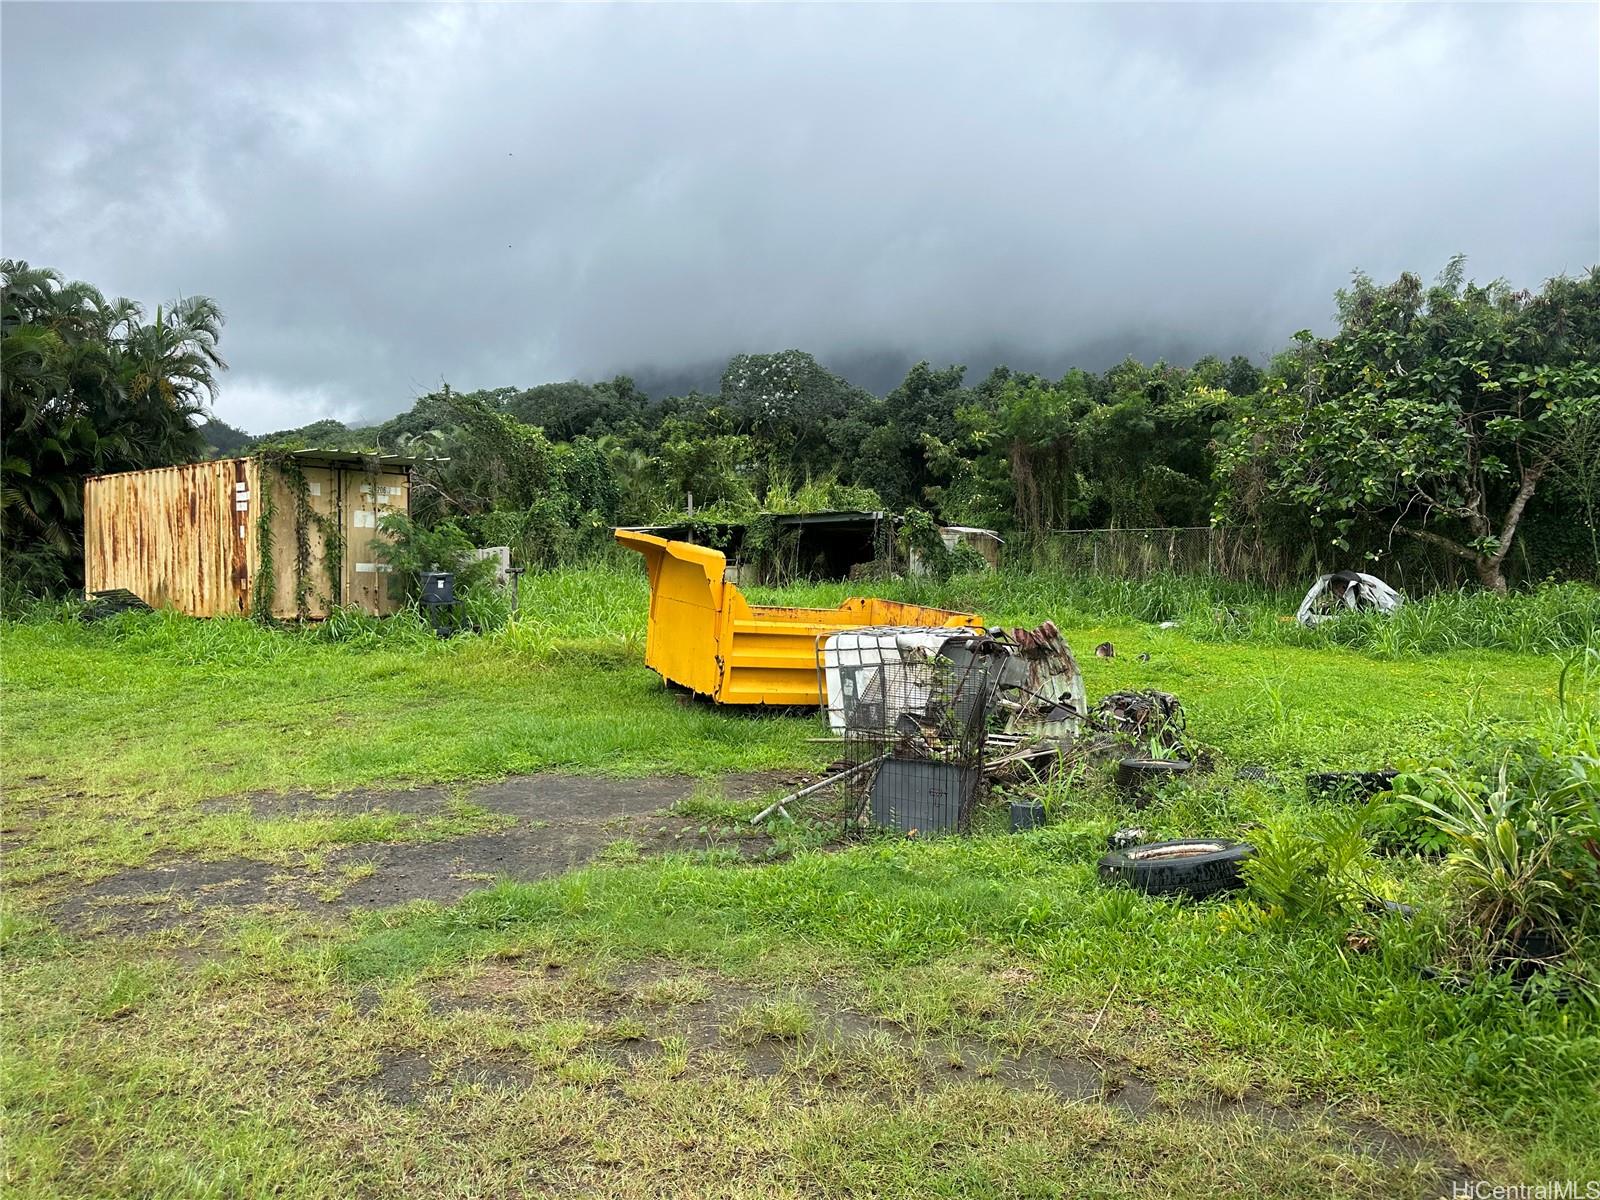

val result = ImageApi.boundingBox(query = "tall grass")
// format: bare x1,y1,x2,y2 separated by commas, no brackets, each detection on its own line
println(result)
7,566,1596,662
754,572,1600,657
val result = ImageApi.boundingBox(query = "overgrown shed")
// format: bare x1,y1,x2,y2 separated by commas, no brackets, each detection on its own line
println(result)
83,450,415,619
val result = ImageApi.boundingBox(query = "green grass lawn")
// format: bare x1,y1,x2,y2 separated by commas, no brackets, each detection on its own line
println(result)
3,568,1597,1197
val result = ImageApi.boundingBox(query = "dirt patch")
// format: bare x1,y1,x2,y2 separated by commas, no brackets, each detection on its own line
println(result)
336,960,1469,1192
54,771,803,935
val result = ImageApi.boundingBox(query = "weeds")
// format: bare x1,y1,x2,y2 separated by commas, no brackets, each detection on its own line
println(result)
750,571,1600,657
5,566,1600,1192
1243,810,1378,924
723,995,815,1043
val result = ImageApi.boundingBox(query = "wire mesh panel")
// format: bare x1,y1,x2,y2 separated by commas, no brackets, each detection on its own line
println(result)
819,629,1003,835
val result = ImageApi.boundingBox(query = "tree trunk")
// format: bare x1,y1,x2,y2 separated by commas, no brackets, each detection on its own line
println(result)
1400,463,1546,594
1484,463,1546,593
1473,555,1508,594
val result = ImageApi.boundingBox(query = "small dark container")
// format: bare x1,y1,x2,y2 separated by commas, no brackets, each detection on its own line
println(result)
420,571,455,605
868,759,977,835
1115,758,1191,806
1010,801,1047,833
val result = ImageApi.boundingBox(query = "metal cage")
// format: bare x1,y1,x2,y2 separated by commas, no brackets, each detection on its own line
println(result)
818,628,1005,835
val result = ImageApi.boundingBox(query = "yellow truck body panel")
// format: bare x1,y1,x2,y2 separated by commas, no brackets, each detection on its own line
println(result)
615,529,985,705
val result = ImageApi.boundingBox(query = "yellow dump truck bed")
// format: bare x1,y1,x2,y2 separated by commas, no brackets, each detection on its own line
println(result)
615,530,986,705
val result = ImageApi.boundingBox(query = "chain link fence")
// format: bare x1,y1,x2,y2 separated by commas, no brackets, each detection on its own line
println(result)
1019,526,1554,593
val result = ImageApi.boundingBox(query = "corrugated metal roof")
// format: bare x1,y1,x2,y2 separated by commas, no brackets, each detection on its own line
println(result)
941,525,1004,542
87,449,427,483
288,448,423,468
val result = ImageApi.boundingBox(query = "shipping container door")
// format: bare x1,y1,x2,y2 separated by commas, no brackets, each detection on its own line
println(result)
301,465,341,615
260,463,343,618
342,469,408,614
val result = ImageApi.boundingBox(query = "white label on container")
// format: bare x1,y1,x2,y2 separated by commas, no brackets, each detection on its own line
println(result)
354,562,393,574
238,524,246,539
360,484,375,497
353,510,376,528
235,500,248,512
386,485,402,496
234,482,247,494
308,481,321,496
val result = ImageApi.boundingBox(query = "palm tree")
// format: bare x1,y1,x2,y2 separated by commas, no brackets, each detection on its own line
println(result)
1,258,227,595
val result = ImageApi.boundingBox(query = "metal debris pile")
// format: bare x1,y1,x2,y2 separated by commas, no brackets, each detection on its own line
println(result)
755,621,1196,832
1296,570,1403,627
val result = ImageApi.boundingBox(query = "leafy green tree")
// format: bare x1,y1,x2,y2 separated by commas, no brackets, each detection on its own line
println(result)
956,372,1092,537
198,417,255,458
720,350,869,481
652,411,756,516
1217,262,1600,591
401,387,622,566
503,377,645,441
849,362,971,510
256,418,361,449
2,259,225,594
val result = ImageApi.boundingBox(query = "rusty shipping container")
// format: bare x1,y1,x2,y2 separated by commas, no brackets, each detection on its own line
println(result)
83,451,416,619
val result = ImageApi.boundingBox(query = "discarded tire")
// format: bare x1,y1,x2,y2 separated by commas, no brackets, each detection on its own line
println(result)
1098,839,1255,898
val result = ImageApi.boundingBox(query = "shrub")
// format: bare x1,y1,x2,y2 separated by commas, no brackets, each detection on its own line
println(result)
1243,809,1378,924
373,512,497,602
1392,703,1600,962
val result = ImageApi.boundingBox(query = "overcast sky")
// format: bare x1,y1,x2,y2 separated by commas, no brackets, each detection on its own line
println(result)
4,3,1596,433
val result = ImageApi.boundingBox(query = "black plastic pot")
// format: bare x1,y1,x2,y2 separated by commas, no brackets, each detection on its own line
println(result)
1009,801,1047,833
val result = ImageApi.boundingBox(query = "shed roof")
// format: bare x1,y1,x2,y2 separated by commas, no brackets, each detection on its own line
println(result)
940,525,1004,542
85,449,424,483
283,448,422,468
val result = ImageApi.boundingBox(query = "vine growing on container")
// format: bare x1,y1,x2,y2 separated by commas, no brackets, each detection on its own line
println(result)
251,482,276,623
255,451,344,620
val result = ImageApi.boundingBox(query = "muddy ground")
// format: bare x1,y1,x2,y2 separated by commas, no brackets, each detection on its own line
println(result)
32,773,1475,1193
54,771,807,935
341,957,1469,1190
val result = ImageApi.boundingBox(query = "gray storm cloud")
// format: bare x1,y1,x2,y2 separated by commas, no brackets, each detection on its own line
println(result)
3,2,1595,431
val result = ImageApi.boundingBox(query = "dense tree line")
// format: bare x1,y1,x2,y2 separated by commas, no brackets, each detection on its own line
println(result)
2,260,226,595
7,257,1597,597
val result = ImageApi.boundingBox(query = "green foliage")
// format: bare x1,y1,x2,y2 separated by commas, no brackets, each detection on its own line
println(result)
1363,789,1455,857
759,471,882,516
13,256,1593,605
250,480,277,623
1244,810,1378,924
898,509,962,581
1392,704,1600,959
245,454,346,620
398,387,621,568
372,512,497,602
2,259,226,595
749,568,1600,657
1215,261,1600,590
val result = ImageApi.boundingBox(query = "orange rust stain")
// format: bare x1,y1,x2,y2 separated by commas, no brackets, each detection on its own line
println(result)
82,457,405,619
